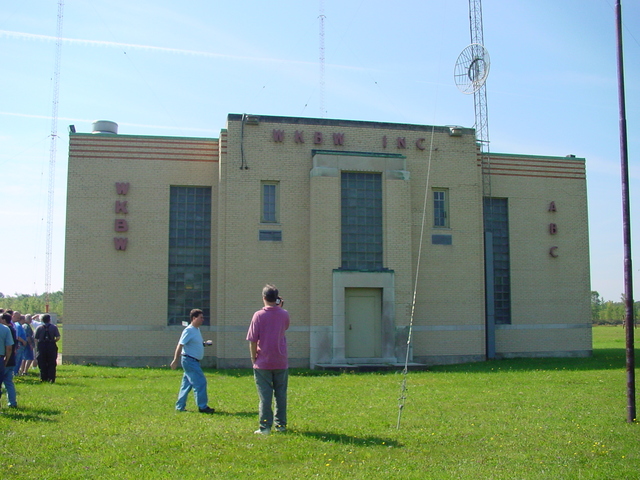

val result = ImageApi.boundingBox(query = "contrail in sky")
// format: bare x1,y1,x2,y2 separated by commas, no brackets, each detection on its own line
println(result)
0,30,367,72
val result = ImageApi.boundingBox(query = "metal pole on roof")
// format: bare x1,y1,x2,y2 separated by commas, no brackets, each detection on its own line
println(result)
614,0,636,424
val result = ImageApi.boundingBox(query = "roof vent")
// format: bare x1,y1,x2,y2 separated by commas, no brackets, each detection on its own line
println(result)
448,126,463,137
92,120,118,134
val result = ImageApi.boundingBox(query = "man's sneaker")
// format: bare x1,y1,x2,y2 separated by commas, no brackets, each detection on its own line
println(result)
275,425,287,432
198,406,215,414
254,428,271,435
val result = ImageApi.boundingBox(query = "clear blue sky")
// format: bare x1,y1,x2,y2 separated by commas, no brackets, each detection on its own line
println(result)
0,0,638,302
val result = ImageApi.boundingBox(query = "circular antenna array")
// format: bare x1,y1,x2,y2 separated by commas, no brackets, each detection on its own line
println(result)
454,43,490,94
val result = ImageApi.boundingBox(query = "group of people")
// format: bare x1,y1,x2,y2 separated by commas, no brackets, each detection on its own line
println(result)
171,284,290,435
0,309,61,408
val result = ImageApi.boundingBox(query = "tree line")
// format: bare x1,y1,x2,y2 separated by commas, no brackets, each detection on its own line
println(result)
0,291,64,319
0,290,632,326
591,291,638,325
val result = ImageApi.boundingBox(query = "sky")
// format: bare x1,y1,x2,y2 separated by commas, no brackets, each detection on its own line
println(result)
0,0,638,303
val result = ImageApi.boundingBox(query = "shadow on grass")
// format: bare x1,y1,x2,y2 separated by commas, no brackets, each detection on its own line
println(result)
0,406,61,423
210,349,633,377
210,368,342,378
214,410,255,418
295,430,401,447
429,348,634,374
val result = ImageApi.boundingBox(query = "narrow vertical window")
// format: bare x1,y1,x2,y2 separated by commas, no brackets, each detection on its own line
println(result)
484,197,511,324
433,188,449,228
261,181,279,223
341,172,383,271
168,186,211,326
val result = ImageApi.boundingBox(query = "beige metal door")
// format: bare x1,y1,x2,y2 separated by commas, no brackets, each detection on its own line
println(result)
345,288,382,358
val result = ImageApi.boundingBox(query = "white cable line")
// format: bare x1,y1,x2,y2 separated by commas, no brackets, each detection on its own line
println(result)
397,124,436,430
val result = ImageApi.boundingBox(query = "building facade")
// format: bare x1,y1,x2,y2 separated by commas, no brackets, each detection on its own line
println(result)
63,114,591,368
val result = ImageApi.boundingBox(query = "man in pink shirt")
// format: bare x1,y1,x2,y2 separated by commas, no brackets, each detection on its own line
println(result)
247,284,290,435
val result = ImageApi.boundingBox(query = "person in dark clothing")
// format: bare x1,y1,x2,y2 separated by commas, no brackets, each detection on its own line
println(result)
34,314,61,383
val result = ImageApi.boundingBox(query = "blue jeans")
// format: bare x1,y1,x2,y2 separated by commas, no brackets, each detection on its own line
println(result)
2,368,17,407
175,356,208,411
254,368,288,430
14,348,24,375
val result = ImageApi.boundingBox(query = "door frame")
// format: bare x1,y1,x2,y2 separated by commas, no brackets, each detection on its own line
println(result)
332,270,396,364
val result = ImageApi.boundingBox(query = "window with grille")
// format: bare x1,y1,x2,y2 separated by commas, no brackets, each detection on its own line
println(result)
167,186,212,326
341,172,383,271
484,197,511,324
261,181,279,223
433,188,449,228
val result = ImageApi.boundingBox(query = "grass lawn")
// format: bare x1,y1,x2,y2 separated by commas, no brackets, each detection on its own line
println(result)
1,326,638,479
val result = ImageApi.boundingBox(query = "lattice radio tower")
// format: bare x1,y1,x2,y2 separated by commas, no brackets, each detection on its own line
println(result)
454,0,495,357
319,0,326,117
45,0,64,312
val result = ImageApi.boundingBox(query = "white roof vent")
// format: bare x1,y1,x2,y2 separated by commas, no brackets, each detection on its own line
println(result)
92,120,118,134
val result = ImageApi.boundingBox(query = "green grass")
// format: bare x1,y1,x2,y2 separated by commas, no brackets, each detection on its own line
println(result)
1,326,638,479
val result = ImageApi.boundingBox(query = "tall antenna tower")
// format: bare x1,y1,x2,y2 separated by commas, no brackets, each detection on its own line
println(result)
454,0,495,358
45,0,64,312
318,0,326,117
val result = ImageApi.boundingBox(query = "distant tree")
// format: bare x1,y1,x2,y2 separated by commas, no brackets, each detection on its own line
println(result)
618,294,639,325
0,291,63,319
601,300,625,325
591,291,603,323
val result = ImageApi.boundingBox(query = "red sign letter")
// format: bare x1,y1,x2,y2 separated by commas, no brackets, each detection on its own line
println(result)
314,132,323,144
397,137,406,149
272,129,285,142
115,201,128,214
294,130,304,143
333,133,345,146
115,182,130,195
548,201,557,212
114,238,128,250
115,219,129,232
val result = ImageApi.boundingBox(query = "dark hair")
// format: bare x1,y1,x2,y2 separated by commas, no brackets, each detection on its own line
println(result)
262,284,279,303
190,309,203,320
1,313,11,323
42,314,51,323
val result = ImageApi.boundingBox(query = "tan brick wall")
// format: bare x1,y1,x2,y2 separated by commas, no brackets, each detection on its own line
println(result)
64,116,591,367
64,134,219,363
490,154,591,355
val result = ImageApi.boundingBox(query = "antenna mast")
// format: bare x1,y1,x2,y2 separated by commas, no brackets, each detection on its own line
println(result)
469,0,491,201
45,0,64,312
319,0,326,117
455,0,495,358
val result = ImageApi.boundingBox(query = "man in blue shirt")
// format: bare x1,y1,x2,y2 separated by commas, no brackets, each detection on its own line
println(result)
170,309,215,413
13,313,27,375
0,312,16,408
0,313,14,409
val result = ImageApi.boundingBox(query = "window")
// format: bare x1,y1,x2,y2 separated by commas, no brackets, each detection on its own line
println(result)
341,172,383,271
484,197,511,324
167,186,212,326
261,181,279,223
433,188,449,228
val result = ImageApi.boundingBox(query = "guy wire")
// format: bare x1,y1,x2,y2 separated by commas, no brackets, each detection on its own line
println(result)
397,124,436,430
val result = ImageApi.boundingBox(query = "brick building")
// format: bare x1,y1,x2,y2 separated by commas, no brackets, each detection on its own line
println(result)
63,114,591,368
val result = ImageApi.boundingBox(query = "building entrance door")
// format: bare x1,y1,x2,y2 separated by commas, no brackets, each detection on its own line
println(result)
345,288,382,358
